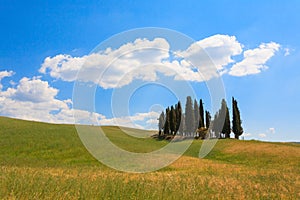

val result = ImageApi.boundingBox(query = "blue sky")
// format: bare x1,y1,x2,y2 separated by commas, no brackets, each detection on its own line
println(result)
0,0,300,141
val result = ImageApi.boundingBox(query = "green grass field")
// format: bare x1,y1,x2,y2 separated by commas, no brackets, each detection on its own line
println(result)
0,116,299,199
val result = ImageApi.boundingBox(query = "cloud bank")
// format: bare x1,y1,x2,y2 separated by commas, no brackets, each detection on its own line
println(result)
0,72,159,128
0,34,281,127
40,35,280,89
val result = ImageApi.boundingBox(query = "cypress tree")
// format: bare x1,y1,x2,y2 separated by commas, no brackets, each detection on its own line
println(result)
170,106,176,135
212,112,219,138
185,96,195,136
221,99,231,139
199,99,205,128
232,97,243,139
194,99,199,131
164,107,170,135
205,110,211,128
175,101,182,134
158,111,165,136
179,114,185,136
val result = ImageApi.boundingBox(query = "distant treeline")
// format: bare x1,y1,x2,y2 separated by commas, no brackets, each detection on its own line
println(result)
158,97,243,139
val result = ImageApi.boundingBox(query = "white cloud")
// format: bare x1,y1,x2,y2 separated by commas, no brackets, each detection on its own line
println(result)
0,76,74,123
0,73,159,129
172,35,243,81
258,133,267,138
39,35,246,89
243,133,252,137
40,38,171,89
40,54,84,81
97,111,160,130
0,70,14,90
0,70,14,80
40,35,281,89
229,42,280,76
178,34,243,70
0,35,284,130
284,48,290,56
73,109,159,129
268,127,275,134
4,77,59,103
254,128,275,140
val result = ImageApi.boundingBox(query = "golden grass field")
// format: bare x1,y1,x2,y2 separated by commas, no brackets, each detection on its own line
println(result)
0,116,299,199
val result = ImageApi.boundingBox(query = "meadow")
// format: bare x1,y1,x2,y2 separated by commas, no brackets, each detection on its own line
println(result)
0,116,299,199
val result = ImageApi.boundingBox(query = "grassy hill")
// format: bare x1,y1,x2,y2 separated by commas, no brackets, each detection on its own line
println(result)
0,116,299,199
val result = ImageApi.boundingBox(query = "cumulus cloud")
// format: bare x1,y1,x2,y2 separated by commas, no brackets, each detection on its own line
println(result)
39,35,281,89
40,38,171,89
74,109,159,129
0,73,83,124
0,35,283,128
268,127,275,134
97,111,160,129
4,77,59,103
0,74,73,123
39,54,85,81
229,42,280,76
0,70,14,79
255,127,276,140
0,71,159,128
178,34,243,73
39,35,246,89
258,133,267,138
243,133,252,137
0,70,14,90
284,48,290,56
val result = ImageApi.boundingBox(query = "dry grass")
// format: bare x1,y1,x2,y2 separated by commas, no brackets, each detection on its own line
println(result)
223,141,300,158
1,154,299,200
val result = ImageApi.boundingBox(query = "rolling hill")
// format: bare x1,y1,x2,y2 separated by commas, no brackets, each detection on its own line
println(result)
0,116,299,199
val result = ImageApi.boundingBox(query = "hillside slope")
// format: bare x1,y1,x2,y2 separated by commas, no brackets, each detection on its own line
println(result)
0,116,299,199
